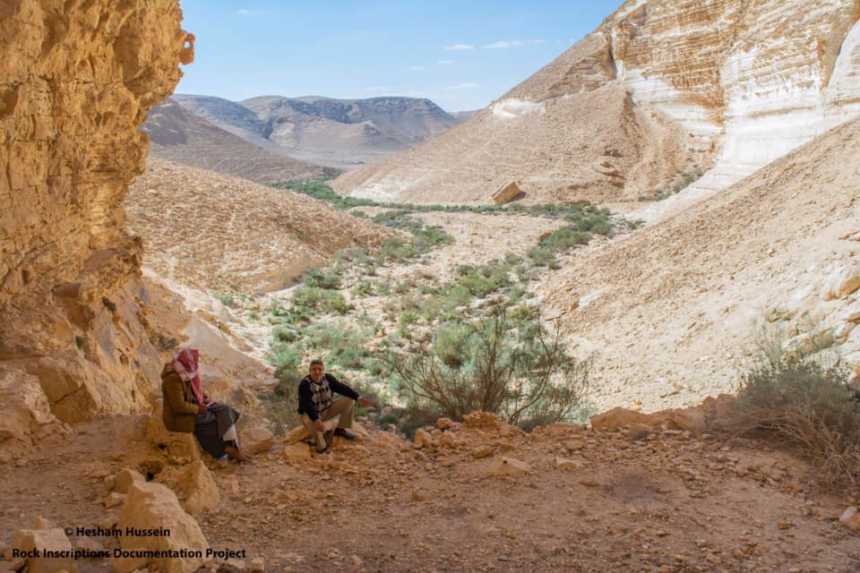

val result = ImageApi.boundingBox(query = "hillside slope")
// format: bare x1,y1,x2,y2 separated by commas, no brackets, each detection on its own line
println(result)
142,100,325,184
542,116,860,412
127,159,393,293
334,0,860,205
241,95,461,169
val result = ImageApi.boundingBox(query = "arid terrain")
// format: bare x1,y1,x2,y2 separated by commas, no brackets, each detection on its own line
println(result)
145,94,467,174
3,1,860,572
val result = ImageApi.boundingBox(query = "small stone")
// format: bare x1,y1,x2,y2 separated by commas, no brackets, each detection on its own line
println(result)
839,507,860,533
30,516,55,529
488,457,531,477
113,468,145,494
554,457,580,471
249,557,265,572
413,429,434,449
103,492,126,508
243,428,274,456
283,443,312,462
471,445,495,459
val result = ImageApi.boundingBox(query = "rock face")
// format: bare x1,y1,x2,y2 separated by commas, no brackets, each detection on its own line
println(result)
0,1,189,429
335,0,860,206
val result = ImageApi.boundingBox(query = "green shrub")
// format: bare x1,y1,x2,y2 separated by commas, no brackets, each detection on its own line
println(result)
390,309,591,429
399,310,420,328
352,280,375,298
303,268,342,290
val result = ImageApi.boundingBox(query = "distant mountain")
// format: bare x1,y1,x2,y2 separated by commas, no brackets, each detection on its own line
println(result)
142,100,325,184
161,94,465,170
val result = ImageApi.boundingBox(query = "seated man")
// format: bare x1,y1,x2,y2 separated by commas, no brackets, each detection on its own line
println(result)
298,358,373,452
161,348,244,462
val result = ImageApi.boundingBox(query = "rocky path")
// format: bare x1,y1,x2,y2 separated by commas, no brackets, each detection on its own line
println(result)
3,414,858,573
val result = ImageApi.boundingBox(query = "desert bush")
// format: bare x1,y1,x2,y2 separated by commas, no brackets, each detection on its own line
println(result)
289,286,352,322
303,268,342,290
724,357,860,488
390,309,590,429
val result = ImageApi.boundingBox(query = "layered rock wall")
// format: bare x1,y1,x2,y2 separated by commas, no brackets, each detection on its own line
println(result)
606,0,860,203
336,0,860,206
0,0,190,433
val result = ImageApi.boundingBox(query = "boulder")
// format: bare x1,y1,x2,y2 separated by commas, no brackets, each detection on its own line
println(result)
491,181,524,205
177,461,220,515
145,412,200,464
413,429,434,449
590,405,707,434
113,468,146,494
0,367,59,445
840,507,860,533
10,528,77,573
488,457,531,477
463,411,501,430
471,445,495,459
435,418,457,431
283,443,312,462
242,428,274,456
823,263,860,300
114,481,208,573
438,431,461,449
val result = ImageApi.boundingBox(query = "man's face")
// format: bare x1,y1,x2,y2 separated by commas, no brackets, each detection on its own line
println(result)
309,363,325,382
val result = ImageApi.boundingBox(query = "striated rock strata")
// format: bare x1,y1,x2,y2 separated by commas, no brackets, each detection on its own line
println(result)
335,0,860,206
0,1,190,432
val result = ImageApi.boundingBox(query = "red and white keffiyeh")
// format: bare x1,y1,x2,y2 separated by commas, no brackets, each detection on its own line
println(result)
173,348,206,406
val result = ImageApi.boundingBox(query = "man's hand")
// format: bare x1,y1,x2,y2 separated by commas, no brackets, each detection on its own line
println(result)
358,397,375,408
314,419,326,433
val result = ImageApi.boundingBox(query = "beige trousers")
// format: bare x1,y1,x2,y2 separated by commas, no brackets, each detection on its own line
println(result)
302,397,355,449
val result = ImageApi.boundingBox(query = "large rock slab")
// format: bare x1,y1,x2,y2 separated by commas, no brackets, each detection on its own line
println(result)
11,528,77,573
177,460,220,515
114,481,208,573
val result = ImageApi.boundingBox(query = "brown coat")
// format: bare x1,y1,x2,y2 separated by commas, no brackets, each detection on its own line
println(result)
161,363,199,433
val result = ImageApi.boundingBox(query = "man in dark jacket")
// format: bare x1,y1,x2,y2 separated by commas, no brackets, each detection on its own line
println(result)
298,358,373,452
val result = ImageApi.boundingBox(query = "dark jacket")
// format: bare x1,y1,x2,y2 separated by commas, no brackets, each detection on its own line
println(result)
297,373,359,421
161,363,199,433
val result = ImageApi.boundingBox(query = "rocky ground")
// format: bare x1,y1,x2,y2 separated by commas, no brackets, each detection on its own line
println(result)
2,412,859,573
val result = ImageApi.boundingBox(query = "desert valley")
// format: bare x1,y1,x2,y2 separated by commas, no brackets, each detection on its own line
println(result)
2,1,860,572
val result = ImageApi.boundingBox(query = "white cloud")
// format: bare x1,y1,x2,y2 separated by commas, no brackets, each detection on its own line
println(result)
408,65,425,71
484,40,525,49
446,82,479,90
235,8,267,16
437,59,455,65
444,43,475,51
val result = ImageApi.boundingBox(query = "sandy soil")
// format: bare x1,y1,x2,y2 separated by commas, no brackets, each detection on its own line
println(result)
1,417,858,572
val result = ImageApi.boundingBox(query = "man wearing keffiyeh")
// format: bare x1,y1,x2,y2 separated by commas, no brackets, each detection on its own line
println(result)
161,347,244,462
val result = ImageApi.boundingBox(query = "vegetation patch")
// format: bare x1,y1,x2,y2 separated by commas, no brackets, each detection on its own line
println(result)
722,357,860,488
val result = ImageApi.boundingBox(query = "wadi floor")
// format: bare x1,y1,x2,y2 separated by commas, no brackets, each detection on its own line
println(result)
2,415,859,573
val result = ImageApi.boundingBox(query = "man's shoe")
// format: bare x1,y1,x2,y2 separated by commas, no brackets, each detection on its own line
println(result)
334,428,358,440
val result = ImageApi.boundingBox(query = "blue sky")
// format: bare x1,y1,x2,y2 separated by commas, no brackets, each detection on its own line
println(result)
177,1,622,111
